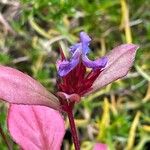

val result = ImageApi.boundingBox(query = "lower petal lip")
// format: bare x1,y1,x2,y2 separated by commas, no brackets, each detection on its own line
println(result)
58,50,81,77
82,55,108,69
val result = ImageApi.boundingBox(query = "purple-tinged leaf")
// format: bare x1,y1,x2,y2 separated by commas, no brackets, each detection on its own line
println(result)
0,66,60,110
7,104,65,150
93,143,107,150
89,44,138,94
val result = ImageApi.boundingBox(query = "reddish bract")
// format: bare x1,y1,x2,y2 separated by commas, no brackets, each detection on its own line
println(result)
93,143,108,150
0,66,60,110
7,104,65,150
57,62,102,96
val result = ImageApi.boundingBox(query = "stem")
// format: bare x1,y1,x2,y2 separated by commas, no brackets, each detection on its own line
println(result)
0,124,12,150
120,0,132,43
67,109,80,150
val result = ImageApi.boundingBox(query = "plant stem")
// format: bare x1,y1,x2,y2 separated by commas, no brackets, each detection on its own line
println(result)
0,124,12,150
120,0,132,43
67,109,80,150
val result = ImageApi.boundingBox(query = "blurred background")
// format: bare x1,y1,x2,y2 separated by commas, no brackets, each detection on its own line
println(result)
0,0,150,149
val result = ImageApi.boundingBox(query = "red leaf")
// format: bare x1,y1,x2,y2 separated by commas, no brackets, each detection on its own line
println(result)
89,44,138,94
0,66,60,110
93,143,107,150
7,104,65,150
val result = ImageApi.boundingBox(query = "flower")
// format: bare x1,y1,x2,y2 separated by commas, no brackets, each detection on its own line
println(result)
57,32,138,99
0,32,138,150
0,32,138,109
57,32,108,96
57,32,107,77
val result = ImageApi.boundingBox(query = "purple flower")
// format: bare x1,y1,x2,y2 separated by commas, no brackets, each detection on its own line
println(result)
57,32,138,97
57,32,107,77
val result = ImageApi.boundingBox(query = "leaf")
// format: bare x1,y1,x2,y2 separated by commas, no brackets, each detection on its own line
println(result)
93,143,107,150
7,104,65,150
90,44,138,93
135,65,150,82
0,66,60,110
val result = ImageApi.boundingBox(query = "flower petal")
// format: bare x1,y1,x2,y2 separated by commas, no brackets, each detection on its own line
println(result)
69,43,81,54
7,104,65,150
80,32,91,54
58,50,80,76
89,44,139,94
0,66,60,109
82,55,107,69
93,143,108,150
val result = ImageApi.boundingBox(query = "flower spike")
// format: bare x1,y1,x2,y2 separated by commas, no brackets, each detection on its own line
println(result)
57,32,138,97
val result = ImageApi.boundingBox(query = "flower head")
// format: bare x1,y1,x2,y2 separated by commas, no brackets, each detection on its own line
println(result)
57,32,108,96
0,32,138,108
57,32,138,98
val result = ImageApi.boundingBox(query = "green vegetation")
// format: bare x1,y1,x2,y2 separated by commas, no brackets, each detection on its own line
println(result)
0,0,150,149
